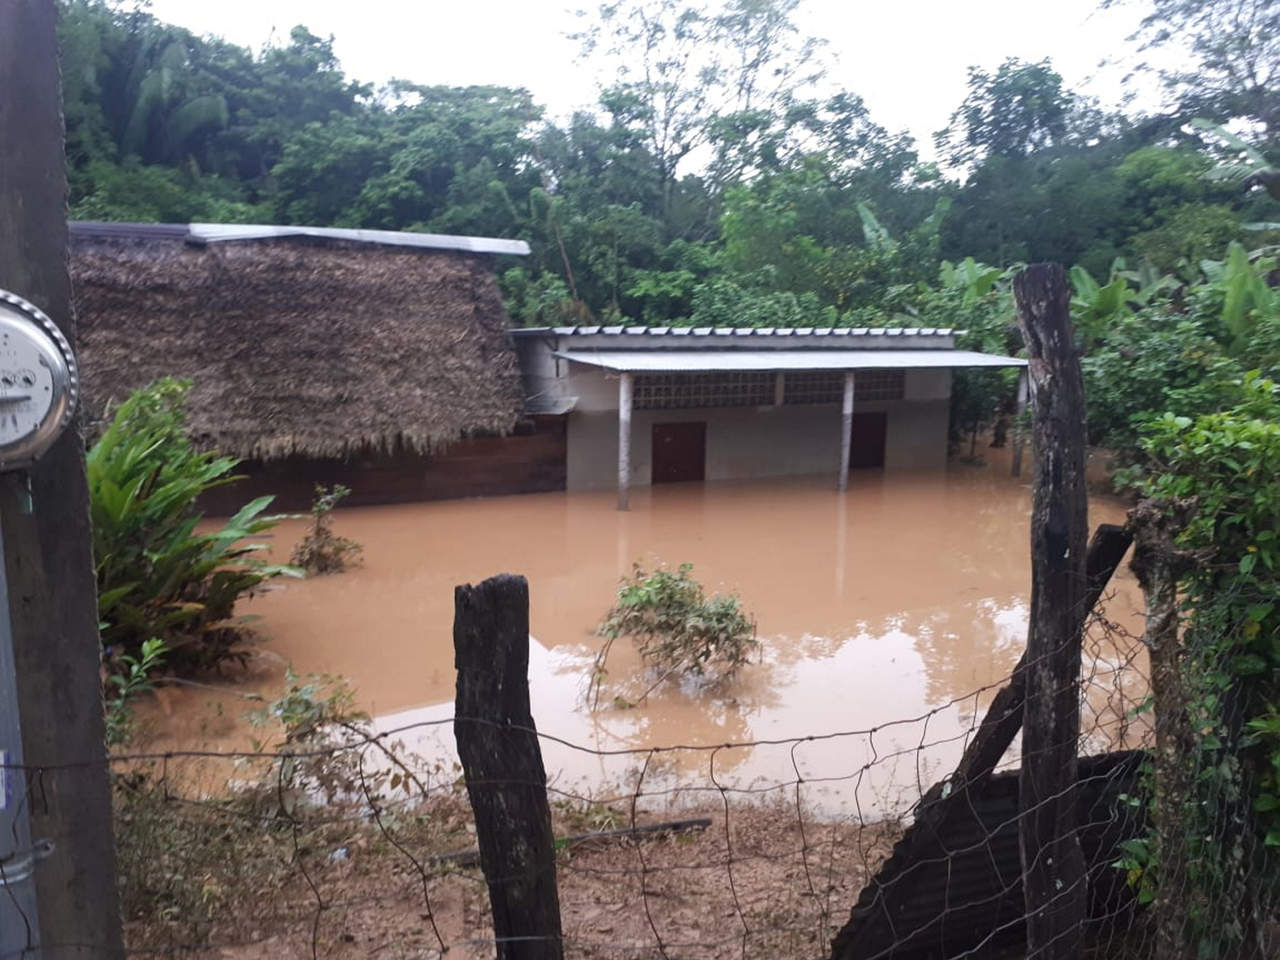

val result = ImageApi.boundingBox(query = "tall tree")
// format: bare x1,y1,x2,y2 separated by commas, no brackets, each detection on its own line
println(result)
1112,0,1280,136
575,0,826,214
936,58,1076,168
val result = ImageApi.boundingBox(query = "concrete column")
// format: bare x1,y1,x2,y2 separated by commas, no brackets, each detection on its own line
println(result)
773,371,786,406
1011,368,1029,477
617,372,633,511
838,371,855,492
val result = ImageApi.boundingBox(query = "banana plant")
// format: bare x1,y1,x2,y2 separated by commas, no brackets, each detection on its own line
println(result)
1213,242,1277,352
1070,258,1179,344
856,202,897,253
1115,258,1179,308
1070,265,1131,343
939,257,1004,306
1192,118,1280,202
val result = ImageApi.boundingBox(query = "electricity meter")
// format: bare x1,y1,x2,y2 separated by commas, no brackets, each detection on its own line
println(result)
0,289,77,471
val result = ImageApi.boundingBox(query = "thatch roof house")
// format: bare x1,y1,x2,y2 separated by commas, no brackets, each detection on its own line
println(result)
71,222,565,509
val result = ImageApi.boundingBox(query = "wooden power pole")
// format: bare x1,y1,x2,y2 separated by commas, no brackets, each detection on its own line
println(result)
0,1,126,956
1013,263,1089,960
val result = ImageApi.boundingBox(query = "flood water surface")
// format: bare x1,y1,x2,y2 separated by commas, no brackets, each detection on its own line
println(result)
146,462,1147,814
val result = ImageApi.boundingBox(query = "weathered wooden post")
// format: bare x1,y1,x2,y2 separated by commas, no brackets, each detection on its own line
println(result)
1013,263,1088,960
454,574,563,960
828,523,1131,960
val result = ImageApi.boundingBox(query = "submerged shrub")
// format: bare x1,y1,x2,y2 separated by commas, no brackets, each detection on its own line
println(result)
89,378,299,672
290,483,362,575
593,563,758,704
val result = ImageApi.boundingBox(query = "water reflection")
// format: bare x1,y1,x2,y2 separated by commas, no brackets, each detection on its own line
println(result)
141,462,1146,814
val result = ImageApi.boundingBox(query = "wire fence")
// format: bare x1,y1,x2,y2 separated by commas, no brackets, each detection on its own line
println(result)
0,599,1186,960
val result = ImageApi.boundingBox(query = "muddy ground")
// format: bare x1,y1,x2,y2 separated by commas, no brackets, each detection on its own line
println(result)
121,790,896,960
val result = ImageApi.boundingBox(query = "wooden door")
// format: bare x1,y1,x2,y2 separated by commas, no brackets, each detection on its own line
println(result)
849,411,887,469
652,422,706,483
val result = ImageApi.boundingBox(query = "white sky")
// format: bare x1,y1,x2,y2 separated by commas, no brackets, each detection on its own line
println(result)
146,0,1163,158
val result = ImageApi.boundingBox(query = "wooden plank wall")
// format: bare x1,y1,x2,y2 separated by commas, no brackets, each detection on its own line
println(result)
201,415,567,514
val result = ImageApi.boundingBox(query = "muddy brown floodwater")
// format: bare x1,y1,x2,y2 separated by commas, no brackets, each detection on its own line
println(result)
139,455,1149,816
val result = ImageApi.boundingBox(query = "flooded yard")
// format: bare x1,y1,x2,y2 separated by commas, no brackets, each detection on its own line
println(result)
142,458,1148,816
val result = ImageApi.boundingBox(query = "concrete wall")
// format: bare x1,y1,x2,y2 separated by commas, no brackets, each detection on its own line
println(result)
564,366,952,491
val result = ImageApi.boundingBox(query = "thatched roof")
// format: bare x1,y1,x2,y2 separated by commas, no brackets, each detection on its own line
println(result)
70,224,526,460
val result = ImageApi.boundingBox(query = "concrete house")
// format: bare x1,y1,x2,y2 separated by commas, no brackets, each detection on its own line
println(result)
513,325,1027,508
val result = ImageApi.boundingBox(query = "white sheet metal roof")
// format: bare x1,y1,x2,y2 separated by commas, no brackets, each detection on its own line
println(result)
189,223,530,255
516,325,957,338
69,221,530,255
555,349,1026,372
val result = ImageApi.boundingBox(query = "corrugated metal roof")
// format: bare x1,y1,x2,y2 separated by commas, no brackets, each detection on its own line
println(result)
69,221,190,241
524,394,579,415
514,325,956,338
69,221,530,256
554,349,1025,372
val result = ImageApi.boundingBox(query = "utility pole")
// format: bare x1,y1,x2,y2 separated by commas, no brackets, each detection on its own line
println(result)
0,1,126,956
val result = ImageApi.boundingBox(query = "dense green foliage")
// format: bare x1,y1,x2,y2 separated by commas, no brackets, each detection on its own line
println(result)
88,378,298,672
58,0,1278,325
1081,245,1280,457
1118,378,1280,953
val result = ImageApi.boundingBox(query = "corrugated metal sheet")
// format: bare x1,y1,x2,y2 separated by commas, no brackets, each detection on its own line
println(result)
514,325,956,338
524,394,579,415
553,349,1026,372
69,221,190,241
69,221,530,256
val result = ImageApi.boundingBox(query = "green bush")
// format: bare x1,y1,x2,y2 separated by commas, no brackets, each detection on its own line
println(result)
594,563,758,702
88,378,299,673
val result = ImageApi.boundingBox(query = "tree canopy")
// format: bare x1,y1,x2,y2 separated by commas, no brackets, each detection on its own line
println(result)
57,0,1280,447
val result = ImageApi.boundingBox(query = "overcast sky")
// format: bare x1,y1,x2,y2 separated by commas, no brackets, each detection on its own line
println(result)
146,0,1162,158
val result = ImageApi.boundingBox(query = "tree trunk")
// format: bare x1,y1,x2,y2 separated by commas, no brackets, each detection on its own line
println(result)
1127,498,1199,960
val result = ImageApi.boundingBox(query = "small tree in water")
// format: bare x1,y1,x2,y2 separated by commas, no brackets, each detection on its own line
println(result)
592,563,758,707
291,484,363,575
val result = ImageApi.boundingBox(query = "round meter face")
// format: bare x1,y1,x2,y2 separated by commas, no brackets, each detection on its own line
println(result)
0,324,57,446
0,292,77,469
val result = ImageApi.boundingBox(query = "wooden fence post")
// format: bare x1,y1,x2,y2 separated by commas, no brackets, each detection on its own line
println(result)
454,574,564,960
827,523,1131,960
1014,263,1089,960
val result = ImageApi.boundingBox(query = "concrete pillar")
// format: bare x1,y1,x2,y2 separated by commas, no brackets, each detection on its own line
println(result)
1011,368,1029,477
617,372,633,511
838,370,855,492
773,371,786,406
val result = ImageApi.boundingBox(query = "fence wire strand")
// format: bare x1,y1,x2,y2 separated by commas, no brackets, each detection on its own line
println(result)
3,606,1274,959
